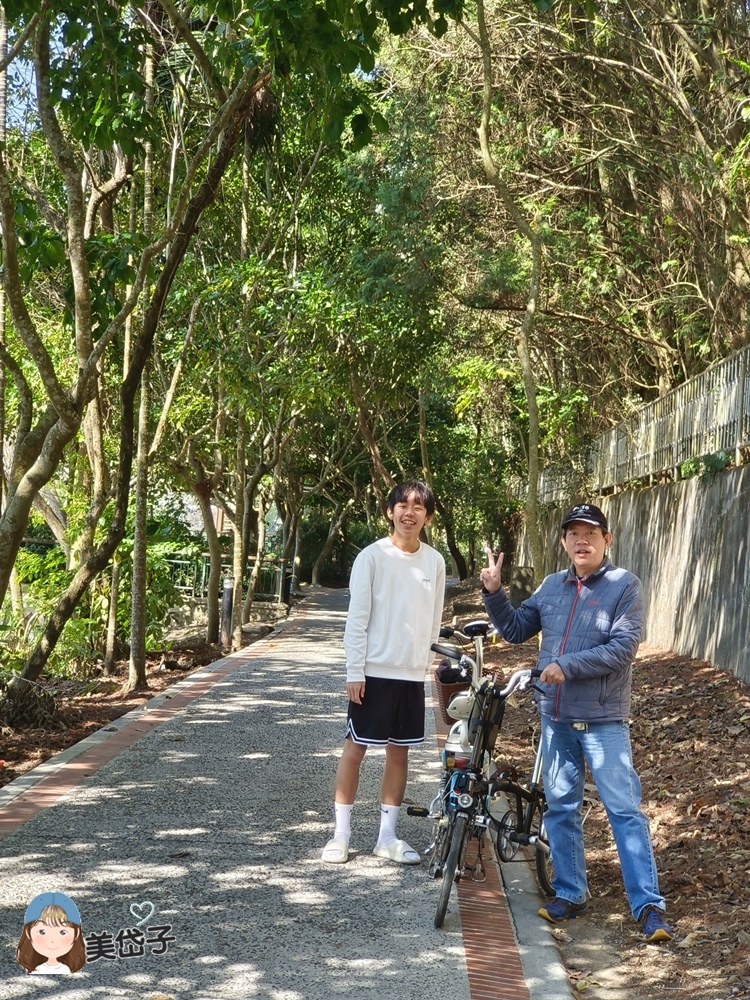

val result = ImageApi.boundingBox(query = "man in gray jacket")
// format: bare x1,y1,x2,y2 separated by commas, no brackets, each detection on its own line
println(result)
481,503,673,942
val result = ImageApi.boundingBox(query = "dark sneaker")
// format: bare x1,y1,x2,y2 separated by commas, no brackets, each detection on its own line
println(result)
538,897,588,923
640,906,673,942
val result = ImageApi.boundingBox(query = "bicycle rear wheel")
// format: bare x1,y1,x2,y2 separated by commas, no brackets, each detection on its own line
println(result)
496,807,519,862
535,807,555,897
434,812,469,929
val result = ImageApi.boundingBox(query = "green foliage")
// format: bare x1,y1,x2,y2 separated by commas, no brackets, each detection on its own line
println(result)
14,221,66,286
472,244,532,305
15,545,69,596
13,546,91,675
679,451,733,483
12,518,200,676
417,349,523,560
65,234,141,336
238,0,467,146
52,6,157,154
297,508,349,585
536,384,591,450
0,623,24,679
451,356,510,418
343,517,383,570
9,0,750,667
118,532,199,648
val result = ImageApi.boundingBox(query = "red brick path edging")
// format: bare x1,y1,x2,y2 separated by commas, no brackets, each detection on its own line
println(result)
431,674,531,1000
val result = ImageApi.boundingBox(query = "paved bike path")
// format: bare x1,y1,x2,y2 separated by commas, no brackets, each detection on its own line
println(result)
0,588,571,999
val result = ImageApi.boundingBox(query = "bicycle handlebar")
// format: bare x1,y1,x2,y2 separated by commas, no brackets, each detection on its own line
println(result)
497,668,535,697
432,635,539,699
439,620,497,644
432,640,470,662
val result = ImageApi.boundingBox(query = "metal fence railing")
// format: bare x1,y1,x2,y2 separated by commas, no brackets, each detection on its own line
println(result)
590,345,750,492
535,345,750,502
165,556,283,601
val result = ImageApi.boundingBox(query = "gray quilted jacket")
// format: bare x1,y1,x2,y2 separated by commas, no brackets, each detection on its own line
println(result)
482,560,644,723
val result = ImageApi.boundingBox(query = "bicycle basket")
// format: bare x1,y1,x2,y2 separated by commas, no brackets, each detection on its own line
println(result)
434,663,472,726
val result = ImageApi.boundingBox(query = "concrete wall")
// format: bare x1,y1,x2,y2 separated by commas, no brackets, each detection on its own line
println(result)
516,465,750,683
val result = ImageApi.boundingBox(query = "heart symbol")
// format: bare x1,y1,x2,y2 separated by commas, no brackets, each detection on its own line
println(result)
129,900,156,927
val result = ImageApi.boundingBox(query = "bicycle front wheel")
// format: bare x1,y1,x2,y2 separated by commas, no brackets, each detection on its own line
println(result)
434,812,469,929
535,807,555,897
429,816,452,879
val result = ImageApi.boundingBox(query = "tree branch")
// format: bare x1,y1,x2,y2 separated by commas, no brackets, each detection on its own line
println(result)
0,0,52,74
157,0,228,106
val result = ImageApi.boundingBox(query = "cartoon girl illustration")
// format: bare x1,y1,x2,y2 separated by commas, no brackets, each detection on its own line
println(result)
16,891,86,975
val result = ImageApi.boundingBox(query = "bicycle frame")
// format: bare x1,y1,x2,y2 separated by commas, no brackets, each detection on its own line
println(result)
494,737,547,850
415,622,554,925
492,737,554,896
436,674,504,830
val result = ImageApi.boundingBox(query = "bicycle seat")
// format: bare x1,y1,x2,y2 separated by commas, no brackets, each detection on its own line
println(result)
461,620,492,638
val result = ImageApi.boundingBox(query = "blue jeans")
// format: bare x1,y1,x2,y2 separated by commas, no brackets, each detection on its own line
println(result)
540,715,665,920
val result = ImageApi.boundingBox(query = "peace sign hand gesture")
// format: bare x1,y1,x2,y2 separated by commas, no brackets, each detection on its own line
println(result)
480,547,504,594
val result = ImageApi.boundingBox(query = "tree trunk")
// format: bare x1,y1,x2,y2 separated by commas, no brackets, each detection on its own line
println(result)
127,365,151,692
10,86,256,690
475,0,544,584
195,483,222,644
231,409,246,651
127,37,156,692
102,557,120,677
276,492,300,605
243,487,269,619
290,515,302,595
417,388,434,546
311,500,353,585
0,6,6,519
350,376,394,514
0,403,80,606
434,496,467,580
9,565,22,616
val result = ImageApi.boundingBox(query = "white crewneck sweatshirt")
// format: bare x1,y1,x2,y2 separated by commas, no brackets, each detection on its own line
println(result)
343,536,446,684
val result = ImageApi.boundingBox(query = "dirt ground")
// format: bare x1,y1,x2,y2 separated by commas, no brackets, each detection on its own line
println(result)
446,579,750,1000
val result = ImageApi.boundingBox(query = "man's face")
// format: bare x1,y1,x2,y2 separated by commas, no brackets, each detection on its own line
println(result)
560,522,611,578
387,491,432,551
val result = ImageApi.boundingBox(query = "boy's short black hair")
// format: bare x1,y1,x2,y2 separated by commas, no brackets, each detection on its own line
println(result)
386,480,436,516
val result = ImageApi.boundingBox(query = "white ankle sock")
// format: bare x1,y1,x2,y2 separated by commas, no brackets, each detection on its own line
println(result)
333,802,353,840
376,803,400,846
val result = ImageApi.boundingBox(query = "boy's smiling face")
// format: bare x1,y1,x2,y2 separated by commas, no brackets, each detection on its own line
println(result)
387,490,432,552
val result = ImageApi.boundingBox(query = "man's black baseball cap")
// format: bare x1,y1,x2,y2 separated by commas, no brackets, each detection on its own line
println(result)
560,503,608,531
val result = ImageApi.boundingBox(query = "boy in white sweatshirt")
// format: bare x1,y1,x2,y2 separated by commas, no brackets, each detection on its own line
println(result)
321,481,446,865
